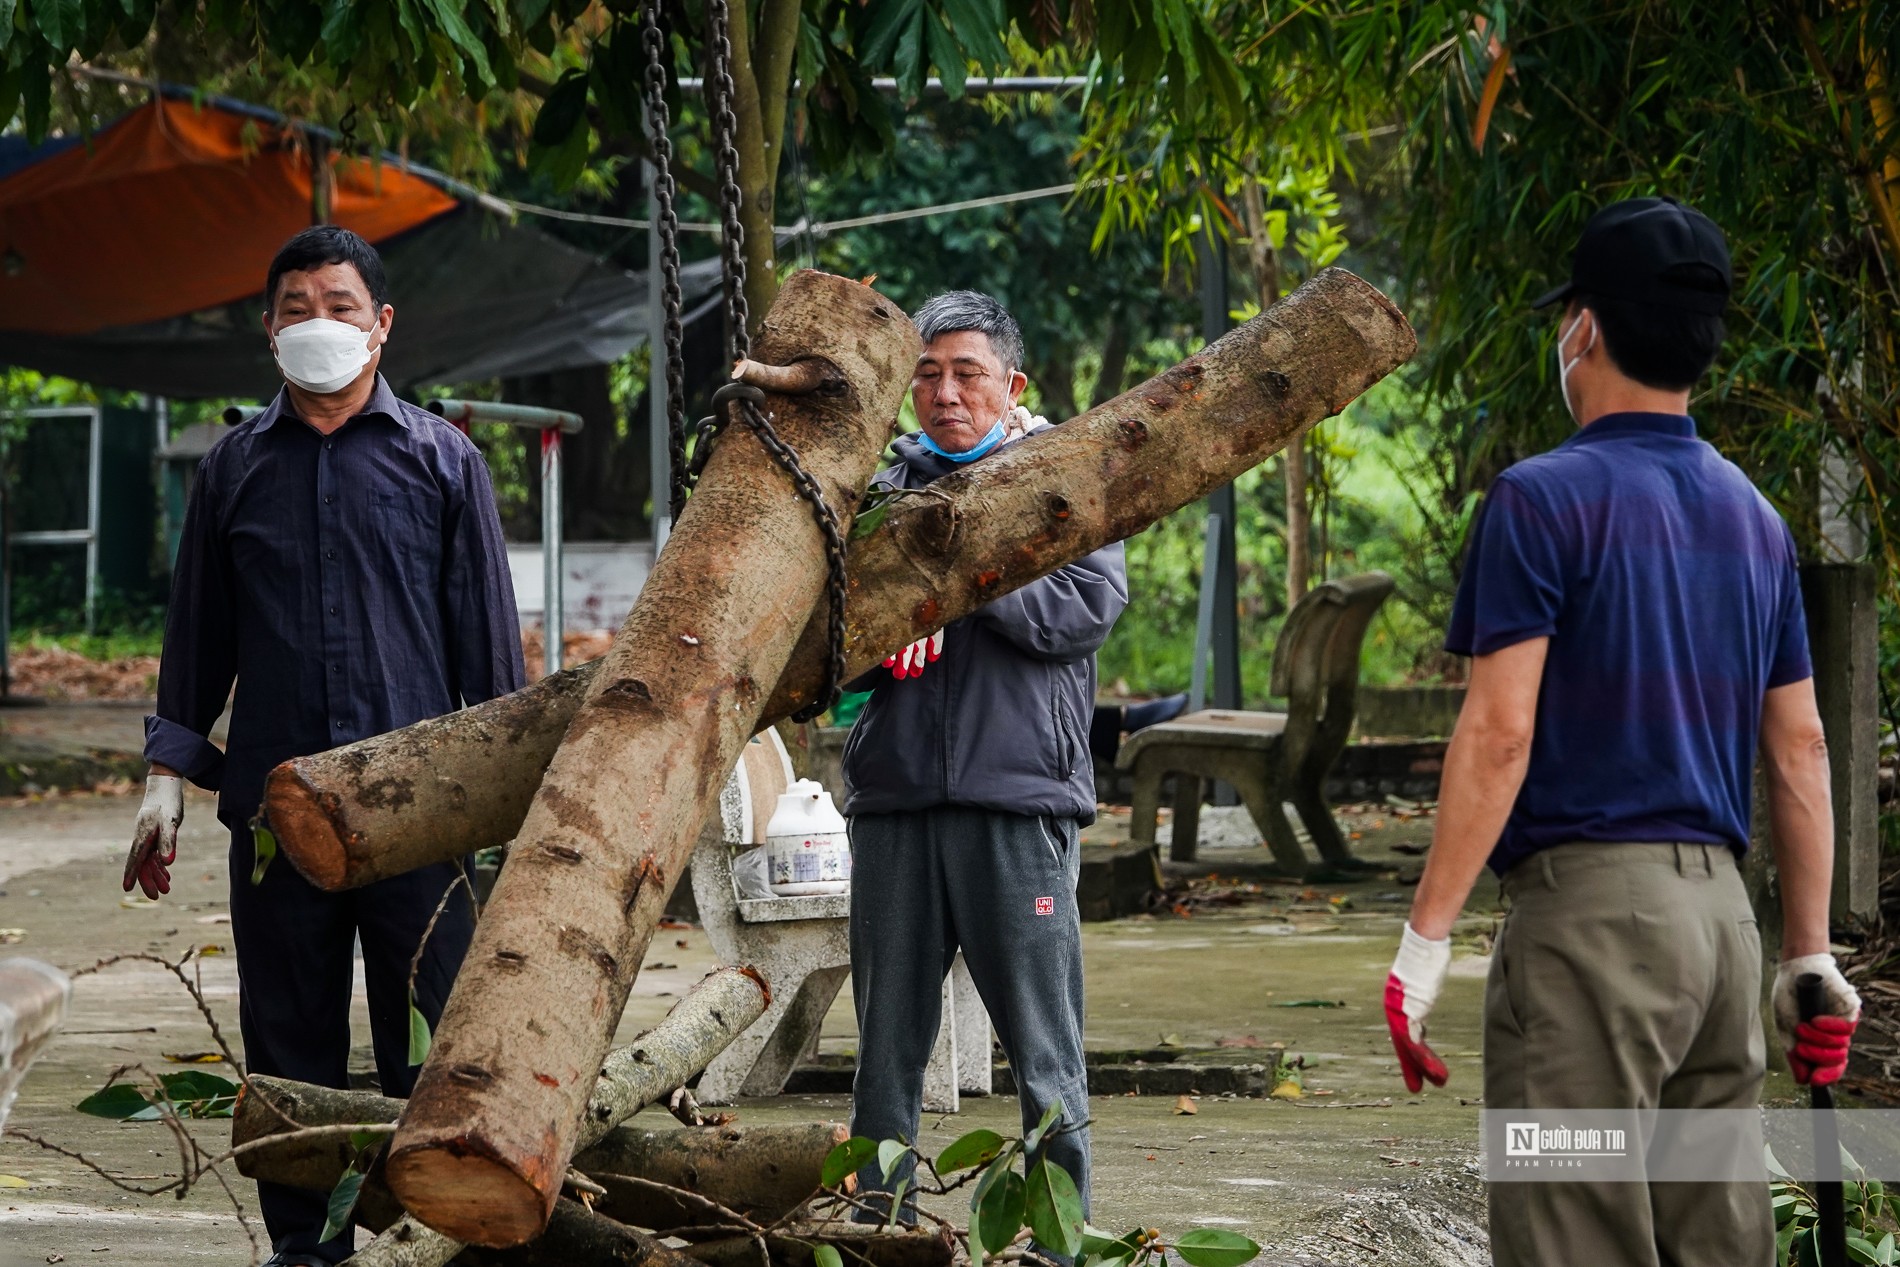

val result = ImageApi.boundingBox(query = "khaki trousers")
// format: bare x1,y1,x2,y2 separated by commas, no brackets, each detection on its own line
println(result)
1484,842,1774,1267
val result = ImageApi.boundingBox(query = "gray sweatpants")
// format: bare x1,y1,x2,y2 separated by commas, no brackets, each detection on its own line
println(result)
848,807,1091,1215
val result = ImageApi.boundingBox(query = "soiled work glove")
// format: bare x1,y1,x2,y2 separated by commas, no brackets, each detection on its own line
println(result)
1385,922,1452,1092
1773,954,1862,1087
884,629,945,681
122,774,184,901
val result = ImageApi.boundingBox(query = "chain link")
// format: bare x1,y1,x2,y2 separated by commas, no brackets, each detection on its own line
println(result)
642,0,851,721
640,3,690,522
704,0,751,363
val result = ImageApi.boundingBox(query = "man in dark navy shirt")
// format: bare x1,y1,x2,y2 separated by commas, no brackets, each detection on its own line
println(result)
121,226,525,1266
1381,199,1858,1265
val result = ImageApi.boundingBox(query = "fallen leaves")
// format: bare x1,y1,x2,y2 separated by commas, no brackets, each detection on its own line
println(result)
1173,1095,1198,1116
0,928,24,944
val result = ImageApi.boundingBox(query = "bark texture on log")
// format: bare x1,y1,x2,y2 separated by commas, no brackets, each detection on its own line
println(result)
266,267,1416,892
237,968,770,1267
344,1197,699,1267
683,1227,956,1267
577,1121,845,1232
383,271,917,1247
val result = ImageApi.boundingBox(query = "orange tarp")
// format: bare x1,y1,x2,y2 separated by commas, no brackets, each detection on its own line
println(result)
0,99,457,335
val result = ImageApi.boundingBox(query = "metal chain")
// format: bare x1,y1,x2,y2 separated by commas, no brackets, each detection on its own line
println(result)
676,0,850,721
640,2,690,522
704,0,751,361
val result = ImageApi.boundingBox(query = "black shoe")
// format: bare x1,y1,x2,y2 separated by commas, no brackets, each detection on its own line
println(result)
262,1254,336,1266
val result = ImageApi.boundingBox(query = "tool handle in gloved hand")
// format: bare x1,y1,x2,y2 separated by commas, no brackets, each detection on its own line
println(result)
1799,971,1849,1267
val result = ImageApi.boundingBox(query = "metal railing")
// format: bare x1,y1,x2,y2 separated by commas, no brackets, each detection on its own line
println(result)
426,399,585,678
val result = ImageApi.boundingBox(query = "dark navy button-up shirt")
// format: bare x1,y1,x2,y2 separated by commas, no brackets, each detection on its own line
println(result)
1446,411,1811,875
145,376,526,826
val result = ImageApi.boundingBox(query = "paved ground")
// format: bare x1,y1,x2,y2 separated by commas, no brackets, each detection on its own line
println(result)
0,768,1505,1266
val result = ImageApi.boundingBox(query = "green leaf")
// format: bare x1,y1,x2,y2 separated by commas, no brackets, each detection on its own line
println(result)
320,1167,367,1243
75,1083,153,1119
250,822,276,886
975,1167,1026,1257
858,0,921,67
1078,1224,1143,1267
892,7,927,102
321,0,362,62
1849,1235,1882,1266
921,10,965,101
1780,271,1801,343
1172,1228,1262,1267
349,1128,384,1154
32,0,82,50
877,1137,911,1182
420,0,493,83
1024,1099,1064,1152
532,68,590,148
885,1177,909,1229
849,500,891,541
812,1246,844,1267
936,1129,1006,1174
821,1137,880,1189
1023,1161,1084,1258
408,996,432,1065
938,0,1007,68
0,0,16,53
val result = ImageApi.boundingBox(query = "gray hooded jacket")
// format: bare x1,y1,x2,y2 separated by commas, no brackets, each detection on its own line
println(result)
840,429,1128,824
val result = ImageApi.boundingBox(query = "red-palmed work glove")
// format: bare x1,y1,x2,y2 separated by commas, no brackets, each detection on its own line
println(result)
122,774,184,901
1773,954,1862,1087
1385,922,1452,1092
884,630,945,681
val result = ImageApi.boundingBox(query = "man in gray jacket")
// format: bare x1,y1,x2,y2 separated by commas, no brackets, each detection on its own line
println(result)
843,291,1128,1223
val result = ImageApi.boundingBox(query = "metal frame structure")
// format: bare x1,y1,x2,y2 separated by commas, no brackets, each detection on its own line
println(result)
425,399,585,678
1,407,105,685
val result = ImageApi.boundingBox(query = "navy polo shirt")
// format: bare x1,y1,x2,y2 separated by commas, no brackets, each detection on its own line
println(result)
1446,412,1811,875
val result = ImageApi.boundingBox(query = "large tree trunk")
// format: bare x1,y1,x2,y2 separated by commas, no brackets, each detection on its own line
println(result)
265,267,1415,891
379,272,917,1248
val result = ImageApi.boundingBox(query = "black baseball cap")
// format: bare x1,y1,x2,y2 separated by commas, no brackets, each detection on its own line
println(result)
1530,196,1732,316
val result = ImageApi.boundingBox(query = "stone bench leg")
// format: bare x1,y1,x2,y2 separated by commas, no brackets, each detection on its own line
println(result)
697,935,849,1105
923,953,991,1112
1170,773,1204,863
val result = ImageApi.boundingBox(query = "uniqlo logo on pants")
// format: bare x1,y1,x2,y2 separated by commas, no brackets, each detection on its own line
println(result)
1035,896,1055,916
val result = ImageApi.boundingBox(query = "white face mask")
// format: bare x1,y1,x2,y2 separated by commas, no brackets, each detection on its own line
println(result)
272,318,379,394
1555,310,1596,422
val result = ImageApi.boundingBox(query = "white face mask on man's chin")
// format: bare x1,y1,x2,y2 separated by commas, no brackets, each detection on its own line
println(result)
272,318,381,394
1555,309,1596,422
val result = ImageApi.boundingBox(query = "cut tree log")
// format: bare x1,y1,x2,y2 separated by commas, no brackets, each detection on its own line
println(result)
683,1226,956,1267
235,1078,839,1232
382,271,919,1247
235,966,769,1267
336,1195,700,1267
577,1120,846,1232
0,958,69,1131
265,266,1417,892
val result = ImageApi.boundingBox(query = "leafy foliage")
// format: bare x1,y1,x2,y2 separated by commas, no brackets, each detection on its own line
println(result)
817,1124,1261,1266
75,1070,241,1120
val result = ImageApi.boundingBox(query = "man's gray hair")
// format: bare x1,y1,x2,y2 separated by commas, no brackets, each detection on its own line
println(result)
913,290,1024,372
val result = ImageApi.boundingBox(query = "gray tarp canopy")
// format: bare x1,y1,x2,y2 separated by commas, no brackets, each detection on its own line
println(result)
0,203,724,399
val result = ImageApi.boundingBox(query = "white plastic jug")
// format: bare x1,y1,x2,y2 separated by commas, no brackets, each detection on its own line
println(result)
764,779,851,896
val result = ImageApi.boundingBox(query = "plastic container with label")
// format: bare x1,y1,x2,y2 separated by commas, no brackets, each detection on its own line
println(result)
764,779,852,897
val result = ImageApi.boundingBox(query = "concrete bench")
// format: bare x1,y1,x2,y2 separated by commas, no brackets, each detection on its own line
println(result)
692,730,991,1110
1,957,71,1130
1117,571,1395,873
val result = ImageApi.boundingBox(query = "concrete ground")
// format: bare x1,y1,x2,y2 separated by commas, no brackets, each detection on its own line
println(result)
0,772,1506,1267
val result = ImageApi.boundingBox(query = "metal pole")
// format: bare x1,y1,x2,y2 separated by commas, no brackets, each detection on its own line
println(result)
1188,513,1222,714
541,429,564,677
1198,229,1241,713
646,158,671,555
85,409,101,635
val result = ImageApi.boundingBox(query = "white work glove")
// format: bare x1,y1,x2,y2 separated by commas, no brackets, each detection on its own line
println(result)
123,774,184,901
1003,405,1048,441
1773,953,1862,1087
1384,922,1452,1092
884,629,945,681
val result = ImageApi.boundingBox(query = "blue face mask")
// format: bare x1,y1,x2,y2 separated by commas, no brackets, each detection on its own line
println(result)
917,418,1006,463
